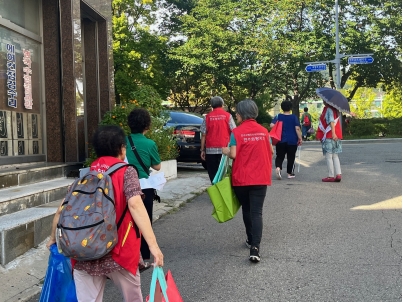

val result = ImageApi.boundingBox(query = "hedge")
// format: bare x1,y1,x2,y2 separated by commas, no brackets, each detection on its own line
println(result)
345,118,402,137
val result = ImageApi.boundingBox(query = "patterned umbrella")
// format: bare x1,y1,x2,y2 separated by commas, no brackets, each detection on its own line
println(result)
316,87,351,114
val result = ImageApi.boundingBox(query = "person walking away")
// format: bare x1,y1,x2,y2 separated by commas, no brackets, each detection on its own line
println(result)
300,107,312,141
126,108,161,267
270,100,302,180
47,125,164,302
316,102,343,182
222,99,273,263
201,96,236,183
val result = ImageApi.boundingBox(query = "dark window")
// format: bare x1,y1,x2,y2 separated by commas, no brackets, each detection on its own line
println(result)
168,112,203,124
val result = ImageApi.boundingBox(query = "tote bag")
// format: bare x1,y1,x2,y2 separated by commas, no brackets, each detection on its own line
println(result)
207,176,240,223
146,267,184,302
207,154,240,223
269,121,283,145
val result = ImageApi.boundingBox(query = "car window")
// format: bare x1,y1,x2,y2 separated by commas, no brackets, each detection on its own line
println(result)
168,112,203,124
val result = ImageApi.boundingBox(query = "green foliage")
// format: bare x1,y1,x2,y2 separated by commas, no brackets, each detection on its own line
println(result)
381,85,402,118
343,82,377,119
112,0,170,102
100,101,138,135
345,118,402,137
254,92,275,125
339,0,402,98
145,116,179,162
345,119,375,136
111,0,401,119
130,85,164,116
84,96,178,166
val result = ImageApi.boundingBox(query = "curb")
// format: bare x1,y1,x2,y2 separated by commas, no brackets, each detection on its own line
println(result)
300,138,401,145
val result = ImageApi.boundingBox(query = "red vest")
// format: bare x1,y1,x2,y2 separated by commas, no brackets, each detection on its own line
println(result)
231,120,272,186
205,108,231,148
316,106,343,141
90,156,141,275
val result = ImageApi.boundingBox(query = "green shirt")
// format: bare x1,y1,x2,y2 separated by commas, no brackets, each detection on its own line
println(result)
126,133,161,179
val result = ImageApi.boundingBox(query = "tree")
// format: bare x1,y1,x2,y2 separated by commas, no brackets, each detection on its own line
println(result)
345,84,376,119
381,84,402,118
112,0,170,103
331,0,401,99
171,0,295,113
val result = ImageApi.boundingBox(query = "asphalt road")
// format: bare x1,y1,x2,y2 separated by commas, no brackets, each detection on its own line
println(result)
30,141,403,302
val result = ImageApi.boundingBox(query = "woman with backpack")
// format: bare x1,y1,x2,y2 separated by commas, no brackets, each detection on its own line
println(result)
300,107,312,141
47,125,164,302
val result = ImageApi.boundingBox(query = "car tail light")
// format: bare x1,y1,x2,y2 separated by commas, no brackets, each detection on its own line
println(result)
173,129,195,137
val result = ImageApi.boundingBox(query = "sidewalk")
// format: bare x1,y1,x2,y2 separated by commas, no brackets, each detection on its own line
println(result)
0,171,211,302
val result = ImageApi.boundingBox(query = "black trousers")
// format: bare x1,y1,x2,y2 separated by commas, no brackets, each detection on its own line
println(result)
206,153,222,183
140,188,154,260
233,185,267,249
275,143,298,175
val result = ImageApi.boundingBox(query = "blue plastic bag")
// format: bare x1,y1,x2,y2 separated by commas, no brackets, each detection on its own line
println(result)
39,244,78,302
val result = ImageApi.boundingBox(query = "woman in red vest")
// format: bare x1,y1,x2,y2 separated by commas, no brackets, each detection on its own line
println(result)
316,102,343,182
222,99,273,263
47,125,164,301
201,96,236,183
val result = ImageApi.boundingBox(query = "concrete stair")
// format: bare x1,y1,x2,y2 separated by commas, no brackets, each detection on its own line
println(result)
0,162,81,266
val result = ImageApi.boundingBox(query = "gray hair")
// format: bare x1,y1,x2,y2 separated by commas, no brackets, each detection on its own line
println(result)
210,96,224,108
236,99,258,120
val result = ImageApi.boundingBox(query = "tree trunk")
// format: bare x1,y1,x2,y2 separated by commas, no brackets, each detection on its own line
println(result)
291,94,300,118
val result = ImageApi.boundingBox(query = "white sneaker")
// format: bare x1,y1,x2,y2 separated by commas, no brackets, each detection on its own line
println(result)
276,168,281,180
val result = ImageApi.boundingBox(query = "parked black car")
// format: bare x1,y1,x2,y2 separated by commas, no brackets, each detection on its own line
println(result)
165,111,207,169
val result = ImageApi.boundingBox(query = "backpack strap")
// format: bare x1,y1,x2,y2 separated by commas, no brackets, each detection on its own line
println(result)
104,162,141,237
105,162,131,175
127,136,150,176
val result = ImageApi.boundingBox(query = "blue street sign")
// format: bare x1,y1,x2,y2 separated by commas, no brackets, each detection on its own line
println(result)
348,56,374,64
305,64,327,72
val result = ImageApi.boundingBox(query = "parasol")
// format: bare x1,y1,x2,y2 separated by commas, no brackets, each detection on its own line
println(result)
316,87,350,114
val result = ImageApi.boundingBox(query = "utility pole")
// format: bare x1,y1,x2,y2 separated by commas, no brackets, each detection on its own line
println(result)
304,1,374,90
335,0,341,89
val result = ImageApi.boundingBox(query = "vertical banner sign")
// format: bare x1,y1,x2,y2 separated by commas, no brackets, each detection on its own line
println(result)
6,43,17,108
23,49,33,109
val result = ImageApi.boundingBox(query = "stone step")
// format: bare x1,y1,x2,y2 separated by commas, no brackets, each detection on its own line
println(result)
0,177,74,217
0,162,82,189
0,200,61,266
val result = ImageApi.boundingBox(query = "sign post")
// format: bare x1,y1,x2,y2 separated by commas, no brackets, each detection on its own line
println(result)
305,64,327,72
304,1,374,89
348,56,374,65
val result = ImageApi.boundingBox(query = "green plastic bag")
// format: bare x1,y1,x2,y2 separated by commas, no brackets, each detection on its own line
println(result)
207,176,240,223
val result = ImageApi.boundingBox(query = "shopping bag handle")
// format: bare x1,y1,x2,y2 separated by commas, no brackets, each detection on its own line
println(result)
212,144,231,184
149,266,169,302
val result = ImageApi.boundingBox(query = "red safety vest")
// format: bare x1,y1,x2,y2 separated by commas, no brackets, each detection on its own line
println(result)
90,156,141,275
316,106,343,141
231,120,272,186
205,108,231,148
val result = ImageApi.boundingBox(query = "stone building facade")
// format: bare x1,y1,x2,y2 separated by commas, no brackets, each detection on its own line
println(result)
0,0,115,165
